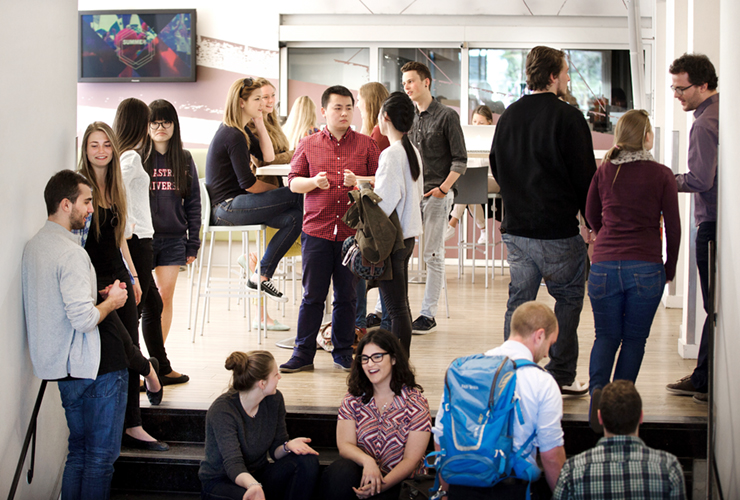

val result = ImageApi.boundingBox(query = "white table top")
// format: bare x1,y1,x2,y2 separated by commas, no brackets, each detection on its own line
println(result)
255,164,291,176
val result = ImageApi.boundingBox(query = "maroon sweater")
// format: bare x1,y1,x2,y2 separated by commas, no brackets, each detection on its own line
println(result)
585,159,681,281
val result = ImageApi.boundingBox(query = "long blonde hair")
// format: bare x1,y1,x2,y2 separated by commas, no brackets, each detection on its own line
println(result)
359,82,389,136
248,78,290,153
602,109,652,187
223,77,262,147
77,121,128,247
283,96,318,150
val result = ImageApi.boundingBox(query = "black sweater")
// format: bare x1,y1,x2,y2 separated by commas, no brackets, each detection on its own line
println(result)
489,93,596,239
205,124,263,207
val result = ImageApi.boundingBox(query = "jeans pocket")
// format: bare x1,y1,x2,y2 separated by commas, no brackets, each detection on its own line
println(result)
635,270,664,299
588,271,608,300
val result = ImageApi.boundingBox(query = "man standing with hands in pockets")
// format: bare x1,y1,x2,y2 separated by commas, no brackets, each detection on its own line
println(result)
280,85,380,374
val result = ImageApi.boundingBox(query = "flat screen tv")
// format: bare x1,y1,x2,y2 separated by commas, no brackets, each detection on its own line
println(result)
79,9,196,83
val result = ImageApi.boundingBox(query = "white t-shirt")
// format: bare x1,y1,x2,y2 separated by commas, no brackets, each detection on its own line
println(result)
433,340,564,466
120,150,154,239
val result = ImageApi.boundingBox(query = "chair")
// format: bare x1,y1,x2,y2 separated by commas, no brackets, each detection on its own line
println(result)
190,179,268,343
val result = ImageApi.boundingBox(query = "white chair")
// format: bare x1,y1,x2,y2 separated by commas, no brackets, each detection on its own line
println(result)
191,179,268,343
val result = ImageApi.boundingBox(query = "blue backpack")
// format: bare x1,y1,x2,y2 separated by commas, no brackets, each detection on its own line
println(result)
425,354,543,498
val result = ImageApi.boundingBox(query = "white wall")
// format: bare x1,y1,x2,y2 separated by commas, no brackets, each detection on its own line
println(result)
0,0,78,498
715,0,740,495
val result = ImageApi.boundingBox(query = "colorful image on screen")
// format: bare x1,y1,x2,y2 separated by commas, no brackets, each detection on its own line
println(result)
81,12,193,81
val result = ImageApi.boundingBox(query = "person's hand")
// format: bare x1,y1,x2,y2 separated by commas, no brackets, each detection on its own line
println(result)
106,280,128,309
242,483,265,500
186,255,196,265
343,169,357,187
352,483,375,499
314,172,330,190
359,460,384,497
286,437,319,455
133,279,142,305
424,186,447,199
252,113,266,130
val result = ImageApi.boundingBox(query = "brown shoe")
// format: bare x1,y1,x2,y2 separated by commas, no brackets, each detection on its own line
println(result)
666,375,704,396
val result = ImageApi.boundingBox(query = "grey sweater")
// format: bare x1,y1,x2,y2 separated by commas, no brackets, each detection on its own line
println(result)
22,221,101,380
199,390,289,485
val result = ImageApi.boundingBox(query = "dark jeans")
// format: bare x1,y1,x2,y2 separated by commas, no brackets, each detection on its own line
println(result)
201,453,319,500
213,187,303,278
691,221,716,391
58,369,128,500
502,234,587,387
379,237,416,356
96,267,148,429
293,233,357,362
355,280,390,330
129,236,173,375
320,458,402,500
588,261,666,393
448,479,536,500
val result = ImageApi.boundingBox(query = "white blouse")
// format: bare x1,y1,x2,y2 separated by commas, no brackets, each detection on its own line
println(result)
120,150,154,239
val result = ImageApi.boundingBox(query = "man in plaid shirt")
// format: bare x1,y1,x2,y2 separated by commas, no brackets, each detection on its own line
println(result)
281,85,380,373
553,381,686,499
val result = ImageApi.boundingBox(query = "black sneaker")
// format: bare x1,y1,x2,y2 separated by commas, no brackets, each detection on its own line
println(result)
693,392,708,405
248,278,288,303
412,316,436,335
589,388,603,434
333,355,353,372
366,313,382,328
279,356,314,373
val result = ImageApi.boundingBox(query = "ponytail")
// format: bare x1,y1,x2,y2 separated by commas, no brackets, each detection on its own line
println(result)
401,135,421,181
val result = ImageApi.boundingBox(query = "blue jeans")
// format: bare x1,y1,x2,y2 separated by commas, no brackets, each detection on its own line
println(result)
58,369,128,500
587,261,666,393
502,234,587,387
213,187,303,278
293,233,357,362
355,280,389,330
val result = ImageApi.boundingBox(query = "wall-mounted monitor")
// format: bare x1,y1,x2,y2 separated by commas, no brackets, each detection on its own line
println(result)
79,9,196,83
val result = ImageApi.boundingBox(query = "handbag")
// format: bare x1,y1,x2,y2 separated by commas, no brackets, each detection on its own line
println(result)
341,235,385,280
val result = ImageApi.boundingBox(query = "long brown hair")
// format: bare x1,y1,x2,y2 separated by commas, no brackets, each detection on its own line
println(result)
359,82,389,136
248,78,290,154
225,351,275,392
223,77,262,147
77,121,128,247
113,97,150,154
283,96,318,150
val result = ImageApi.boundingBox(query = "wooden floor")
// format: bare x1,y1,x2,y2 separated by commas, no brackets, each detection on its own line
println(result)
144,253,706,423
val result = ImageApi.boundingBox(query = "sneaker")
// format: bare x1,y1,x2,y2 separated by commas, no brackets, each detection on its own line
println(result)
693,392,708,405
279,356,314,373
560,380,589,397
248,278,289,303
366,313,382,329
589,388,603,434
252,320,290,331
477,231,487,245
333,355,354,371
412,316,437,335
237,254,248,272
666,375,704,396
444,225,456,241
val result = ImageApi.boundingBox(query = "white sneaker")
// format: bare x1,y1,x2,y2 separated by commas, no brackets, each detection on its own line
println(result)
560,380,589,397
444,225,456,241
477,231,487,245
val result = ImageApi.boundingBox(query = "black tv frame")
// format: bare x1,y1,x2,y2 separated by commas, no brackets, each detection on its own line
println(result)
78,9,197,83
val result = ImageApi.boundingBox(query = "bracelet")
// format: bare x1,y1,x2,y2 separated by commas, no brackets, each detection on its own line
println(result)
438,186,448,195
283,441,292,454
132,275,138,278
246,482,261,490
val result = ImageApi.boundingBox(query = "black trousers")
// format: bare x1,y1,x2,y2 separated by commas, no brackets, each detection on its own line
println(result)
691,221,716,391
378,237,416,357
128,236,173,375
320,458,402,500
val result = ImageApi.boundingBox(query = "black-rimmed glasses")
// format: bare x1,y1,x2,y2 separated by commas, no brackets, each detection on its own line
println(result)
360,352,390,364
149,121,173,130
670,84,695,96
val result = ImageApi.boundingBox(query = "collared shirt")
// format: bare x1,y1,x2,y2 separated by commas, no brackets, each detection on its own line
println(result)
289,127,379,241
553,435,686,500
338,385,432,476
433,340,564,467
408,99,467,194
675,93,719,226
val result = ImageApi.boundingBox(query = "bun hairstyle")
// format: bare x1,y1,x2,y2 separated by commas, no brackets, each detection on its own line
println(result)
225,350,275,392
380,91,420,181
602,109,652,171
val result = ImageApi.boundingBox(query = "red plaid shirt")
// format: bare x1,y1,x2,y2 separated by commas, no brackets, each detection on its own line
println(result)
289,128,379,241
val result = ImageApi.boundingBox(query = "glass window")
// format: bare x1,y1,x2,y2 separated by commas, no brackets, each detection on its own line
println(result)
468,49,528,123
381,48,461,114
287,48,370,130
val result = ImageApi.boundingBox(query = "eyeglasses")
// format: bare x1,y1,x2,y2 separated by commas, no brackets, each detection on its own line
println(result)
149,121,173,130
240,77,254,96
670,84,695,96
360,352,390,364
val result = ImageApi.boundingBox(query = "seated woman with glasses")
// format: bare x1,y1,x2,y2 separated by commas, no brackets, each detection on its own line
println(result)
321,329,431,500
206,77,303,302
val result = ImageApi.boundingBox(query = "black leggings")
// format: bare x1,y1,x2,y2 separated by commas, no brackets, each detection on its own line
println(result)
320,458,403,500
128,236,173,375
378,238,415,357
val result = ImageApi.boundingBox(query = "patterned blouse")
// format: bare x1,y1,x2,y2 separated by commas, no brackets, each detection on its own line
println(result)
338,385,431,476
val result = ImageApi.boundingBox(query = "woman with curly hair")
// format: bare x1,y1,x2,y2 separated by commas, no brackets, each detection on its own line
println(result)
321,329,431,500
